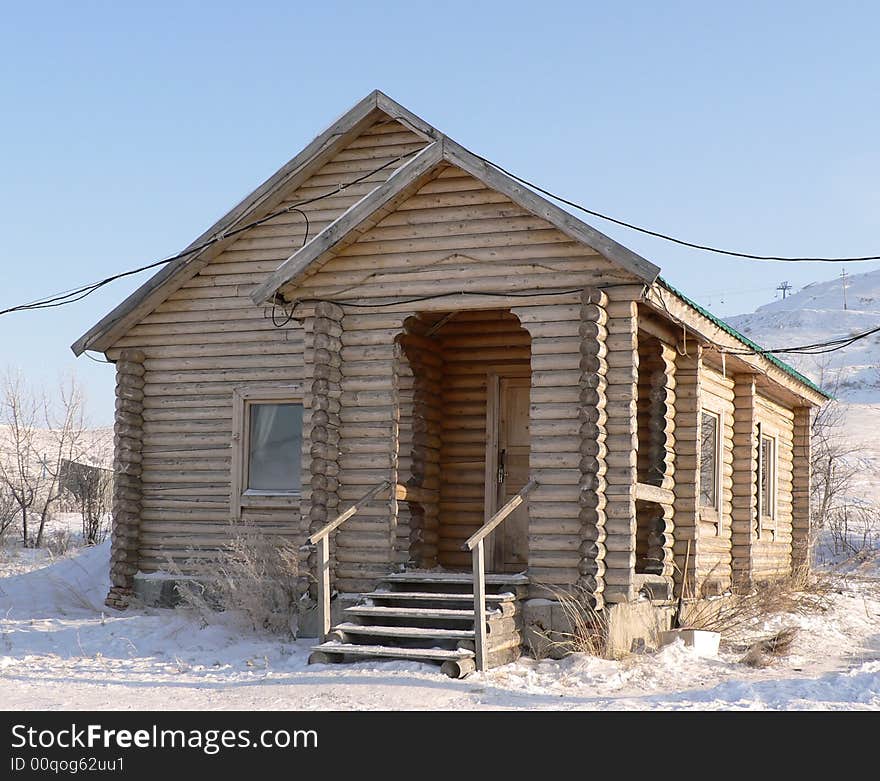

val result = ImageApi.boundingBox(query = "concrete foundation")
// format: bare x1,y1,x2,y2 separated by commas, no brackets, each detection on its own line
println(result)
522,597,675,659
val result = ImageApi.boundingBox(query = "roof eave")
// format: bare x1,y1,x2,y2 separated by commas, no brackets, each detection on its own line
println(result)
70,90,406,356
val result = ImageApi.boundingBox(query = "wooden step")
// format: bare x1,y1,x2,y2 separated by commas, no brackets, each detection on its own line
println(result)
345,605,495,621
334,622,475,640
310,641,474,663
383,571,528,585
363,590,515,603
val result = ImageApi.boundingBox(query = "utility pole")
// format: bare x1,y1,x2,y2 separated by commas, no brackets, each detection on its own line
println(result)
840,268,848,310
776,281,792,300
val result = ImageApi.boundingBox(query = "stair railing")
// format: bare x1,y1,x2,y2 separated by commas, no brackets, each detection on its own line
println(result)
308,479,392,641
462,478,538,671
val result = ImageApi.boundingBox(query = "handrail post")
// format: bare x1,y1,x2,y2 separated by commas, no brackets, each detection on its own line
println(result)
463,478,537,673
309,479,392,643
316,534,331,642
473,540,487,672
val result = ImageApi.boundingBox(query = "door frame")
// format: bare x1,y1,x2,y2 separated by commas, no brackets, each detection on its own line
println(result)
483,367,531,571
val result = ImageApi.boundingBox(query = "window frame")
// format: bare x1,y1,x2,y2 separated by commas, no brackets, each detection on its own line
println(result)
230,385,304,519
756,421,778,539
698,407,725,534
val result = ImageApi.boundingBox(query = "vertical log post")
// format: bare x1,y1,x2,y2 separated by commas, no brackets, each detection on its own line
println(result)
578,288,609,608
305,302,344,602
731,374,758,589
650,342,677,578
316,534,331,640
791,406,812,572
399,321,443,568
105,349,146,610
672,344,702,598
602,291,639,604
472,540,487,672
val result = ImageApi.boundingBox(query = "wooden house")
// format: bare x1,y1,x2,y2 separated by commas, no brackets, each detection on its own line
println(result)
72,91,828,676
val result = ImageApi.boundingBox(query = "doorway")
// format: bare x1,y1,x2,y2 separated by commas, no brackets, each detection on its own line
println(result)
485,373,531,572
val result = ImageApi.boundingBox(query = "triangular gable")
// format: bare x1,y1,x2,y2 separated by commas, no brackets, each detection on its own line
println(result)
71,90,438,355
251,136,660,304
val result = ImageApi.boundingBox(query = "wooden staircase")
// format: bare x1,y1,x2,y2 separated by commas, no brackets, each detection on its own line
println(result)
308,571,528,678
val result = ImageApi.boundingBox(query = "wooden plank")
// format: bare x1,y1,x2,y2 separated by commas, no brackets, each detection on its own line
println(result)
252,142,444,302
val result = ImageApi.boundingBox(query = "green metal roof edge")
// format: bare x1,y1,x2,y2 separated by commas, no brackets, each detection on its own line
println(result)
656,277,833,400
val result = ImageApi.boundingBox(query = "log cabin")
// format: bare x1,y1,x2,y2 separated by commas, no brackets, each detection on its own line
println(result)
72,91,829,676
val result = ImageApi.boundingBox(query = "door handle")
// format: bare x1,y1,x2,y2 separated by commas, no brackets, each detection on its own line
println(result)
497,449,506,484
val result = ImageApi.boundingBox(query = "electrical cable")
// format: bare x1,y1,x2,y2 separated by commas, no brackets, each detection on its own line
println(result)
474,153,880,263
0,148,420,318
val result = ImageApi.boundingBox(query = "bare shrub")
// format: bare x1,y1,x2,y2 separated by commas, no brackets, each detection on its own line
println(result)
528,584,608,658
169,524,306,638
824,501,880,558
44,528,73,557
0,488,19,544
59,458,113,546
0,372,87,548
679,566,832,637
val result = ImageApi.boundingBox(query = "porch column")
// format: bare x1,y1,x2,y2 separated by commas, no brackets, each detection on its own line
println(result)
648,341,676,579
577,288,609,608
513,298,584,596
672,344,702,598
302,302,343,597
106,348,145,610
335,310,408,593
602,290,639,604
791,406,812,571
398,319,443,569
731,374,758,589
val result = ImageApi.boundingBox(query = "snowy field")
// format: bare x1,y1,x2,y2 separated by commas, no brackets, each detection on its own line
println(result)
0,541,878,711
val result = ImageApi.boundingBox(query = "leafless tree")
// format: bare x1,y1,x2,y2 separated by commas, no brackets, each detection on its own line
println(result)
0,371,86,547
0,487,19,542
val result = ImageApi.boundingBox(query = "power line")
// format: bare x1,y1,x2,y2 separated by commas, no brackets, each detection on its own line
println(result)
0,148,421,319
1,139,877,366
475,154,880,263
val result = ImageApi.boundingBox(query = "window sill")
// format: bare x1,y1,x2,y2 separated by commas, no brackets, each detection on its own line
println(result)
240,492,302,509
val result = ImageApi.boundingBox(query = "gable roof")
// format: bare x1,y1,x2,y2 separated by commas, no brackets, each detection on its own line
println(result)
251,136,661,303
71,90,437,355
72,90,660,355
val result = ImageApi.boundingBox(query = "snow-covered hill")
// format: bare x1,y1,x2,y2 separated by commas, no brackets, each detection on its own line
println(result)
727,269,880,505
727,268,880,403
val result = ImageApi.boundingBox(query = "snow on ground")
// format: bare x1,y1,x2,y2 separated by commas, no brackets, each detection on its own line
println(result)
0,542,878,711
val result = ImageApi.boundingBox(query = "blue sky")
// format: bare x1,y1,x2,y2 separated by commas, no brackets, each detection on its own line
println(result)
2,1,879,424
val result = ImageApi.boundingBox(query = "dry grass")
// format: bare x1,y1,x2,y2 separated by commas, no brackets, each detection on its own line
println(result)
168,524,306,638
739,627,799,668
529,584,609,659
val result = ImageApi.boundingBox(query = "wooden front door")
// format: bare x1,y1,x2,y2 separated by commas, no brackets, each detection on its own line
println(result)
486,374,531,572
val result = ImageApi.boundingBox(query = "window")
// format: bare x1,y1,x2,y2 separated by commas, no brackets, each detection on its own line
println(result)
231,386,303,518
757,425,777,537
699,410,720,510
247,403,303,492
